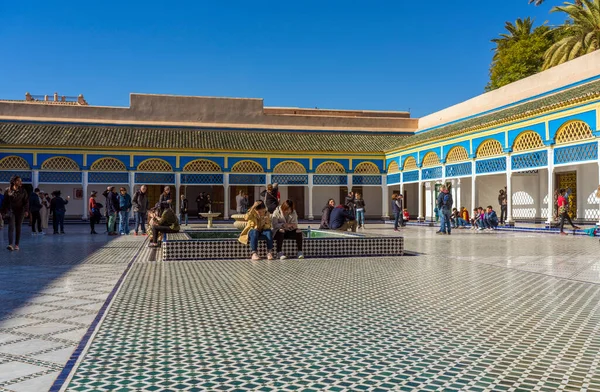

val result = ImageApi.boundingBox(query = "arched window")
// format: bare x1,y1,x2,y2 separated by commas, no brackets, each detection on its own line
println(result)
513,131,544,152
353,162,379,174
421,152,440,168
183,159,222,172
0,156,30,170
554,121,593,145
230,160,264,173
41,156,79,171
445,146,469,163
272,161,306,174
315,161,346,174
387,161,400,174
137,159,173,172
403,157,418,171
90,158,127,171
476,139,503,158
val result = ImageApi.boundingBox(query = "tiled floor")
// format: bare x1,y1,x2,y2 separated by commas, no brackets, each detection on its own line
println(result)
0,225,145,391
3,223,600,391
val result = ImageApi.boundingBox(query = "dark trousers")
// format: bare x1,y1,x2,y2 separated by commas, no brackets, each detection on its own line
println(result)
8,211,25,246
90,214,100,232
53,211,65,233
559,211,576,232
31,211,42,233
500,205,507,224
274,230,303,252
151,225,177,242
393,212,401,229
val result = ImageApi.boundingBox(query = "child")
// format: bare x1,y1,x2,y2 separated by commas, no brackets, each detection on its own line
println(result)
450,208,459,228
470,208,479,230
402,209,410,224
461,207,470,228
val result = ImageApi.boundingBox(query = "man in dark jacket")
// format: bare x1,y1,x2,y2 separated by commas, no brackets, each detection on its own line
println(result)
436,185,453,235
29,188,43,235
1,175,29,250
319,199,336,229
344,191,355,210
50,190,70,234
329,204,357,232
103,186,119,235
196,192,206,218
132,185,149,235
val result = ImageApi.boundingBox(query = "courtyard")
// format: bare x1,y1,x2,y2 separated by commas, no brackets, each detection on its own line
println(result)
0,224,599,391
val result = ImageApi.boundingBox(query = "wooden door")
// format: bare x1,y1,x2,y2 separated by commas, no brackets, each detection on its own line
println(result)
557,172,577,218
287,186,305,218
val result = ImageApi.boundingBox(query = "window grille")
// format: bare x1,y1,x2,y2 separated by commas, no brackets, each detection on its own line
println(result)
555,121,593,145
183,159,222,172
272,161,306,174
387,161,400,174
476,139,503,158
137,159,172,172
41,156,79,171
421,152,440,168
230,160,264,173
403,157,418,171
0,156,30,170
445,146,469,163
315,161,346,174
513,131,544,152
353,162,379,174
90,158,127,172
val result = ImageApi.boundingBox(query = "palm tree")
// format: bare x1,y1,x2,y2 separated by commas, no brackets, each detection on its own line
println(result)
529,0,583,6
543,0,600,69
491,18,536,59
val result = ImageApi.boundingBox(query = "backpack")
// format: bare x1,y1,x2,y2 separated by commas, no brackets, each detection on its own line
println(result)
442,192,452,208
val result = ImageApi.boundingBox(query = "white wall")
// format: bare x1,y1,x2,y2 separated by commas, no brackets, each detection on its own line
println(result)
512,172,541,219
476,175,506,211
313,187,339,217
361,186,382,218
458,179,471,211
418,50,600,130
403,183,419,218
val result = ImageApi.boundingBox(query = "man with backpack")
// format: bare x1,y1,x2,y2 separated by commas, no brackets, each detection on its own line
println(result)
436,185,453,235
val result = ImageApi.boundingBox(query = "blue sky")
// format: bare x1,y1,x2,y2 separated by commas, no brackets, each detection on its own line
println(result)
0,1,567,117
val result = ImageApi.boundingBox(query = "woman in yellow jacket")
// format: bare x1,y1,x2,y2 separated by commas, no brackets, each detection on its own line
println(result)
238,200,275,260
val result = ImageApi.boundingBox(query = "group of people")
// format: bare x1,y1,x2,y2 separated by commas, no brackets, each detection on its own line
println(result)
319,191,367,232
0,175,73,250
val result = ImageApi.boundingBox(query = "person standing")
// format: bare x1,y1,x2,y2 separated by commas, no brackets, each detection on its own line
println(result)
29,188,43,235
344,191,355,216
89,191,101,234
436,185,453,235
179,194,189,225
498,188,507,225
558,188,580,235
205,194,212,213
159,186,173,212
104,186,119,235
50,190,69,235
240,193,250,214
40,192,50,230
132,185,149,235
1,175,29,251
236,190,244,214
118,187,132,235
392,194,402,232
354,193,366,229
196,192,206,218
263,184,279,214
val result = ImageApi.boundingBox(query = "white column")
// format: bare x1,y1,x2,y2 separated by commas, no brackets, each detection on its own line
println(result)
506,154,513,225
381,176,389,220
308,173,314,220
399,181,404,198
418,181,424,221
82,170,89,220
441,163,446,185
175,172,181,215
546,148,554,224
471,160,477,211
128,171,135,195
223,173,230,220
425,182,433,221
347,174,353,192
266,173,272,186
456,178,462,210
32,170,39,190
597,140,600,225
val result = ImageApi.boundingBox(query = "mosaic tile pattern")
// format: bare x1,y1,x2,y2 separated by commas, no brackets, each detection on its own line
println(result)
163,234,404,261
312,175,347,185
352,175,382,185
0,227,144,391
402,170,419,183
445,161,471,178
421,166,442,180
475,157,506,174
229,174,266,185
271,175,308,185
511,150,548,170
66,241,600,391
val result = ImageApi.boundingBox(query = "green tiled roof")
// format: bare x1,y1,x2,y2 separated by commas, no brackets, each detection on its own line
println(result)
387,79,600,152
0,122,404,153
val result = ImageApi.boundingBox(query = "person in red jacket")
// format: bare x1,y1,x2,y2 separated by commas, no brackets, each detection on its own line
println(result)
557,188,580,234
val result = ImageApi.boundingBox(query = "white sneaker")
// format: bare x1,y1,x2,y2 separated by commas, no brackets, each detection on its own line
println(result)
277,252,287,260
297,252,304,259
478,227,484,231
